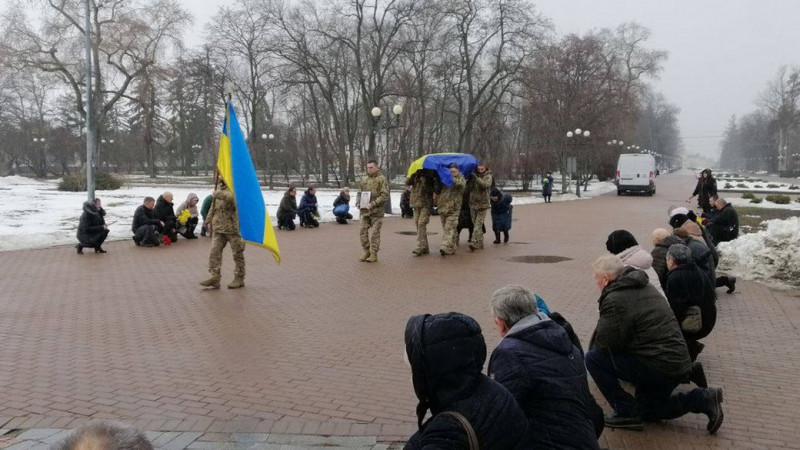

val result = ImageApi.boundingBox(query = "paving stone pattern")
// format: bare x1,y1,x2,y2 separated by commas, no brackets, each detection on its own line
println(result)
1,173,799,448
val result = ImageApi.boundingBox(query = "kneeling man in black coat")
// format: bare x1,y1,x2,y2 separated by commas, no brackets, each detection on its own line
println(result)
585,255,724,434
404,312,529,450
487,285,601,449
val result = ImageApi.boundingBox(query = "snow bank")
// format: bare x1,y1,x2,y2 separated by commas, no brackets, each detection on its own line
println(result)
727,197,800,211
718,217,800,289
0,175,614,251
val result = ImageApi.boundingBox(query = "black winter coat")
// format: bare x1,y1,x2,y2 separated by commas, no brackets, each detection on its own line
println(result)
488,315,599,449
132,205,161,233
404,313,529,450
490,188,512,232
684,237,716,283
666,262,717,340
706,203,739,244
651,236,685,291
77,201,106,242
154,196,177,228
692,177,717,210
590,267,692,378
333,193,350,208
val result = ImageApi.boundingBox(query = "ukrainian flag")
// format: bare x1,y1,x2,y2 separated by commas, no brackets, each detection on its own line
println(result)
218,102,281,263
406,153,478,186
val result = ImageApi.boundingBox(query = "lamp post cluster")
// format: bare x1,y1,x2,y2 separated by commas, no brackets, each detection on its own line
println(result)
371,104,403,214
566,128,590,197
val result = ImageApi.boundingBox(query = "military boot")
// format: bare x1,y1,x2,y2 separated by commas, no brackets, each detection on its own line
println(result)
359,249,371,262
227,276,245,289
199,276,220,289
366,251,378,263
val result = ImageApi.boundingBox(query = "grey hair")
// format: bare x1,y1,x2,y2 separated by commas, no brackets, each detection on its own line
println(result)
592,255,624,278
667,243,693,266
489,285,539,328
716,197,728,205
55,422,153,450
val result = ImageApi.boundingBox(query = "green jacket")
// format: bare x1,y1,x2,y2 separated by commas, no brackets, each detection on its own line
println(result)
277,194,297,216
590,267,691,378
358,170,389,217
207,187,240,235
200,195,213,220
468,170,492,210
409,174,434,209
437,173,466,215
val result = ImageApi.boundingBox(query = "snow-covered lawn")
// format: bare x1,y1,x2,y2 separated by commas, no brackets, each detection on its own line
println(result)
718,217,800,289
0,175,614,251
717,179,800,193
727,196,800,211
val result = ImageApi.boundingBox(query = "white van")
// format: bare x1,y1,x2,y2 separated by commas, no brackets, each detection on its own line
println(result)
616,153,656,196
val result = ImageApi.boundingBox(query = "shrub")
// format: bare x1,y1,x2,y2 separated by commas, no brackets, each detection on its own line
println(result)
741,192,757,200
750,196,763,204
724,183,734,189
58,171,123,192
789,185,799,190
767,184,780,189
796,197,800,203
765,194,791,204
737,183,748,188
754,185,763,189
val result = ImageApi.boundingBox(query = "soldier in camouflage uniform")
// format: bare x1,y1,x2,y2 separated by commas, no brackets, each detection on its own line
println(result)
438,166,466,256
410,171,435,256
468,164,493,251
200,180,246,289
358,160,389,262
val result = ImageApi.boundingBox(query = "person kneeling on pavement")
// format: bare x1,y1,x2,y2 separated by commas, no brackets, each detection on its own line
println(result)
154,191,178,243
404,312,530,449
76,198,110,254
297,187,320,228
584,255,724,434
487,285,601,449
666,244,717,365
176,193,200,239
277,187,298,230
333,187,354,224
132,197,163,247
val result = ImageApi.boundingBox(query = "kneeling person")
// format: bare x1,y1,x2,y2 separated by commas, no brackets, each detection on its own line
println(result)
132,197,162,247
77,198,110,254
488,285,600,449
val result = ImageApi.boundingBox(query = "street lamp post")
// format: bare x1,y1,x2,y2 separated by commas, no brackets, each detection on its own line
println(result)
371,104,403,214
566,128,590,198
261,133,275,189
191,144,202,175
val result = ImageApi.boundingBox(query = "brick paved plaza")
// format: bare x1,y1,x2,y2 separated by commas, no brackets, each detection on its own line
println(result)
1,173,800,449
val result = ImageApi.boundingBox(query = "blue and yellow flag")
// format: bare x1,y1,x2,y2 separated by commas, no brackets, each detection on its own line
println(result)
217,102,280,263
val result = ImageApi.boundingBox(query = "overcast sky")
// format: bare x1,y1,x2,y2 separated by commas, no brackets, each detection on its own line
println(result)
179,0,800,159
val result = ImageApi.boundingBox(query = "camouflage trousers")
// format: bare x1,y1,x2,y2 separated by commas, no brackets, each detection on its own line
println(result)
360,214,383,253
413,207,431,252
470,208,488,249
209,232,245,278
439,213,459,254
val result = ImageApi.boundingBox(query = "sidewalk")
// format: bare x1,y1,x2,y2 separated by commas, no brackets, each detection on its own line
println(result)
1,173,799,449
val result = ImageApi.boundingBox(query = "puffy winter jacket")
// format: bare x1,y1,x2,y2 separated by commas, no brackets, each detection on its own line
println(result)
77,201,106,242
488,314,599,449
666,262,717,340
490,188,513,232
404,313,529,450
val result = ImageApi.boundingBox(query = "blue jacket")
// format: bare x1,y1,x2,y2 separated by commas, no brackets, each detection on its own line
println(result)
298,191,318,214
490,188,513,232
488,314,599,450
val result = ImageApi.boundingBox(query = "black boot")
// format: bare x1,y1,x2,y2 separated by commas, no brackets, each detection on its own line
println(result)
76,244,84,255
503,231,509,243
703,387,724,434
690,361,708,388
726,276,736,294
94,246,107,254
493,232,501,244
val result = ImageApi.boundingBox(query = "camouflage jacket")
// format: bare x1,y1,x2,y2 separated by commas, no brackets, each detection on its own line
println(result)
410,174,434,209
468,170,493,210
358,170,389,217
437,173,466,215
207,187,240,235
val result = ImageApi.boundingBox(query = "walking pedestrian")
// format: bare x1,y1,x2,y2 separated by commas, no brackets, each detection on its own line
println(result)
437,165,465,256
357,160,389,262
200,180,245,289
490,187,512,244
542,171,554,203
409,172,434,256
467,163,492,251
687,169,717,214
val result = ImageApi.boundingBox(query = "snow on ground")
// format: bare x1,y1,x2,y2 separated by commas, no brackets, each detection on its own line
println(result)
727,196,800,211
716,175,800,193
0,176,615,251
718,217,800,289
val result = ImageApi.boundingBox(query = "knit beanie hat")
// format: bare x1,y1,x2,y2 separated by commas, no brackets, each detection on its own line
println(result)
606,230,639,255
